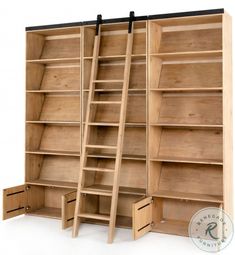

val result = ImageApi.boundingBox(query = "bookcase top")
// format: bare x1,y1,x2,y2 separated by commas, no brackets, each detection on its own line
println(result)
26,8,224,31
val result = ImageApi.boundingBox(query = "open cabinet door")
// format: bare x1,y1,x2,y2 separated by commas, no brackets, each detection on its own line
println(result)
3,185,27,220
61,191,77,229
132,197,153,240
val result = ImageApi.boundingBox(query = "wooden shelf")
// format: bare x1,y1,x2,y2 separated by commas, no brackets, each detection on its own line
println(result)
27,207,61,219
150,157,223,165
150,50,222,61
83,89,146,93
84,184,146,196
86,122,146,127
152,220,189,236
78,213,110,221
152,190,223,203
26,90,80,93
85,215,132,228
150,87,222,92
88,153,146,161
26,150,80,157
93,80,124,83
150,123,222,129
26,121,80,125
26,180,77,189
84,54,146,61
26,57,80,64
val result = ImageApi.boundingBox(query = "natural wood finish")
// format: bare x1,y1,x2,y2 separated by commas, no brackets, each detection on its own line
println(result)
3,185,26,220
155,128,222,162
40,66,80,91
132,197,152,240
154,93,222,125
62,191,77,229
156,62,222,89
3,11,232,244
39,95,80,121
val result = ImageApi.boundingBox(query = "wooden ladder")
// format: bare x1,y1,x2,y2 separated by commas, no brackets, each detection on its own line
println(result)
72,12,135,243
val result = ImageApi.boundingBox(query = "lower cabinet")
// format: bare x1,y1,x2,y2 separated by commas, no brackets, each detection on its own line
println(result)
3,184,76,222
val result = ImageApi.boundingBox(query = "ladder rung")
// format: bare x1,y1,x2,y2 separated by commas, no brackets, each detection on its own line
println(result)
86,145,117,150
90,101,121,105
88,122,119,127
83,167,115,172
81,187,112,196
93,80,124,83
78,213,110,221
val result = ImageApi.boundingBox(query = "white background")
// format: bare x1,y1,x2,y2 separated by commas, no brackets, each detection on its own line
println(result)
0,0,234,254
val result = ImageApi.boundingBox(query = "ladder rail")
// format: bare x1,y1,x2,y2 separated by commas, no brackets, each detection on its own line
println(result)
72,26,101,238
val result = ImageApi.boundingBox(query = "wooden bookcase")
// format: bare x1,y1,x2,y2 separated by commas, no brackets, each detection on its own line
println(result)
2,9,233,241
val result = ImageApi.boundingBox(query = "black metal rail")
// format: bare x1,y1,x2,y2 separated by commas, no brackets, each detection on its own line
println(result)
25,8,224,31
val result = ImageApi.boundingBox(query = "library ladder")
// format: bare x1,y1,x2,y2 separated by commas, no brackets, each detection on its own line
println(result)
72,12,135,243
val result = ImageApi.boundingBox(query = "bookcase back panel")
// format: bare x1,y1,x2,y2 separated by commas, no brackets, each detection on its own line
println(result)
40,95,80,121
44,187,73,208
39,156,79,183
100,194,142,218
40,37,80,59
93,160,146,189
99,31,145,56
158,128,222,161
94,95,146,123
161,199,220,222
154,14,222,27
100,34,127,56
40,66,80,91
87,127,146,156
159,29,222,53
157,93,222,124
158,163,223,196
39,125,80,152
95,62,146,90
158,62,222,89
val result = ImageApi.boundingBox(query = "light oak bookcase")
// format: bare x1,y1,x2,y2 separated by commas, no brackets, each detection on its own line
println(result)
2,8,232,242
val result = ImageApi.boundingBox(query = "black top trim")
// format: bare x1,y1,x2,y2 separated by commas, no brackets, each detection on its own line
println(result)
25,8,224,31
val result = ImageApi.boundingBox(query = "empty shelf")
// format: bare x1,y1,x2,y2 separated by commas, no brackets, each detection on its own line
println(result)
81,187,112,196
27,207,61,219
152,220,189,237
152,190,223,203
26,150,80,157
87,153,146,161
150,156,223,165
78,213,110,221
26,180,77,189
26,121,80,125
150,123,223,128
84,184,145,196
88,122,119,127
150,87,222,92
93,80,124,83
150,50,222,61
90,101,121,105
86,145,117,150
26,57,80,64
26,90,80,93
83,167,115,173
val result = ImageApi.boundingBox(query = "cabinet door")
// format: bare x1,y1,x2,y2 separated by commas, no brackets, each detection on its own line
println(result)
132,196,153,240
62,191,77,229
3,185,27,220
